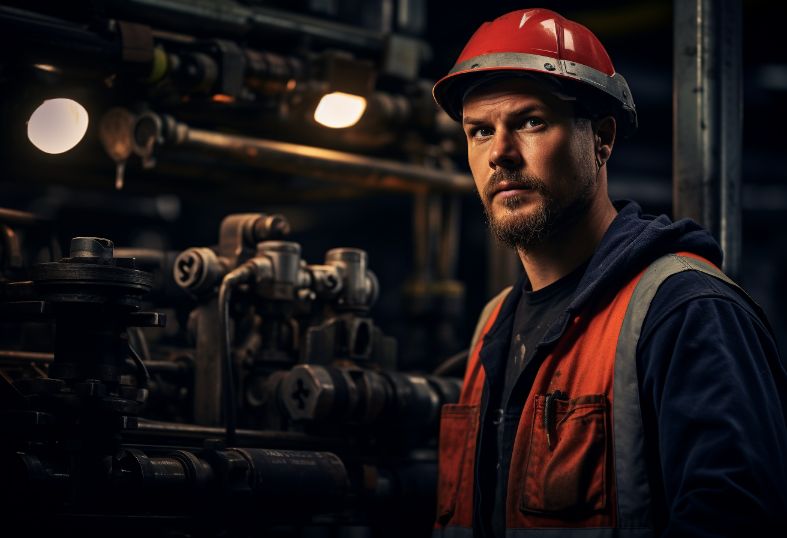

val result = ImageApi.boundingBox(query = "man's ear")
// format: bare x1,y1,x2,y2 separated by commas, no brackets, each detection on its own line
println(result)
593,115,616,167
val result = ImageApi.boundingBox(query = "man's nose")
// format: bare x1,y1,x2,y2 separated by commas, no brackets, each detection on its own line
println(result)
489,130,522,170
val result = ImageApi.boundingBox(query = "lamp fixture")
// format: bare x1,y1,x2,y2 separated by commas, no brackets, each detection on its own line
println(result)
27,98,89,154
313,92,367,129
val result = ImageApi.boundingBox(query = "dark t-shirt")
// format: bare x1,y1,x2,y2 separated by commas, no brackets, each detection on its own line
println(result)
488,262,587,538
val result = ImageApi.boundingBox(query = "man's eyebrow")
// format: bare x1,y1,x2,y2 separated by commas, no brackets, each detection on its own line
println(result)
462,116,485,126
462,104,544,126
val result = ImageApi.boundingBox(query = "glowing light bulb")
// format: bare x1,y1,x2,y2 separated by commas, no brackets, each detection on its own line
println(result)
27,98,89,154
313,92,367,129
33,64,60,73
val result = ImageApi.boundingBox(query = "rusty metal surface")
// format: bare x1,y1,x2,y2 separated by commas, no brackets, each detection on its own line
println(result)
174,122,474,194
0,350,54,363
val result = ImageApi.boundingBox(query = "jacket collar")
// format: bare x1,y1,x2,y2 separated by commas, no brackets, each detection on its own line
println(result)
481,200,723,352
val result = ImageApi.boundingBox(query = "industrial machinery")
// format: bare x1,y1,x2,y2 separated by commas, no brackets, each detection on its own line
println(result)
0,0,476,373
0,210,462,537
0,3,475,532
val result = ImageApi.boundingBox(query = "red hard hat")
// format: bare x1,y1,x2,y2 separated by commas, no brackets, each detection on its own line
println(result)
433,8,637,137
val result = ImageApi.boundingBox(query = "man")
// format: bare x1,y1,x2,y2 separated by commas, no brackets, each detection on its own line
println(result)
431,8,787,538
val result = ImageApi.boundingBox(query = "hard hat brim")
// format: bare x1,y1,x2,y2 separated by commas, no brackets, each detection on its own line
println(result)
433,52,637,137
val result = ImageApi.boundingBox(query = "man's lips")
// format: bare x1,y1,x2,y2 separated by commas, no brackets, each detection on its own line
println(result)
490,181,536,198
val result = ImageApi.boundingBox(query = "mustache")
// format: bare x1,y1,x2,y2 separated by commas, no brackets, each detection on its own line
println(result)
483,170,549,202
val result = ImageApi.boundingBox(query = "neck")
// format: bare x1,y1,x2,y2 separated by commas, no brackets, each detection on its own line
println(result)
517,194,617,291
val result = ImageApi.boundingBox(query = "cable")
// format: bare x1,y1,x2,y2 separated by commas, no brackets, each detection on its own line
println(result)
131,326,152,360
432,349,469,377
128,342,151,388
218,265,255,447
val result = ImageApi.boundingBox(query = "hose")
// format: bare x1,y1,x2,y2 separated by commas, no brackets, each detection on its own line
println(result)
130,326,152,360
218,264,255,446
127,342,151,388
432,349,469,377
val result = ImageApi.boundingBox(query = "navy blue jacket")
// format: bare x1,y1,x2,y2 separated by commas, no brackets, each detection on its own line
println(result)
476,200,787,536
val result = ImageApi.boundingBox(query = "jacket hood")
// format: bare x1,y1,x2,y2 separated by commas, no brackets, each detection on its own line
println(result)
568,200,723,314
509,200,724,348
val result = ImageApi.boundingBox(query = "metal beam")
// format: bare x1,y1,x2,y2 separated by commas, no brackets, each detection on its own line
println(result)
673,0,743,278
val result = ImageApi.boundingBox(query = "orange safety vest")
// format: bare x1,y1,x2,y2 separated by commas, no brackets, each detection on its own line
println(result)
435,253,738,538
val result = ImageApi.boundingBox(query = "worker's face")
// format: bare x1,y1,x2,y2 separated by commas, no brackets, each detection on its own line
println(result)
462,78,600,249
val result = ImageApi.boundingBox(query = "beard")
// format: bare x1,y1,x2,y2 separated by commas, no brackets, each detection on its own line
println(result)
481,168,596,251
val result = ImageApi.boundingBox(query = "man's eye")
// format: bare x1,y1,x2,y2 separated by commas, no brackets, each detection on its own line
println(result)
471,127,493,139
522,117,545,129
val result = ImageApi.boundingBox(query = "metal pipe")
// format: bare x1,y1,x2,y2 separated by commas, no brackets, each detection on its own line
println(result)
192,299,223,426
673,0,742,278
102,0,389,52
139,359,191,376
0,208,49,227
130,418,350,452
153,114,474,194
0,350,53,364
217,266,254,446
180,125,474,193
0,6,115,65
0,350,190,377
113,248,166,265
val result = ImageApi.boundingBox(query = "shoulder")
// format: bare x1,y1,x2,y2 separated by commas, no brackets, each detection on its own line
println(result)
635,266,784,398
639,267,769,347
633,269,787,531
634,267,785,410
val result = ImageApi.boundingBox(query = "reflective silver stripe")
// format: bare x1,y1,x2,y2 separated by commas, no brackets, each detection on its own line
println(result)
469,286,513,355
506,528,652,538
434,526,474,538
613,254,739,532
448,52,635,111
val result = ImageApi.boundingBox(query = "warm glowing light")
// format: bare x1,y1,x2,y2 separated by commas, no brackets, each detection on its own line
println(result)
313,92,367,128
27,98,89,154
211,93,234,103
33,64,60,73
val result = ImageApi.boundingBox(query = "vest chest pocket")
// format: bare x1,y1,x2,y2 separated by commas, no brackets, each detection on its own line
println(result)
518,394,609,515
436,404,480,525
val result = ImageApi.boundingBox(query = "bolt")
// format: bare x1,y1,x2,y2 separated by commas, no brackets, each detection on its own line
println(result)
280,365,335,421
118,416,139,430
74,379,107,398
262,214,291,239
70,237,114,259
174,249,204,288
291,379,310,410
173,247,224,296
